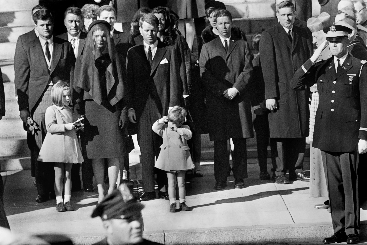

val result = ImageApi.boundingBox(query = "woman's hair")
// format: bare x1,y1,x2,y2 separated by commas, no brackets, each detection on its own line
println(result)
130,7,152,36
51,80,70,107
168,106,187,125
152,7,179,45
81,4,99,20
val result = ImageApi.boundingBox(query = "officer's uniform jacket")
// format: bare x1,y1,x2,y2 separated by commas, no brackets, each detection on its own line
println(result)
292,54,367,153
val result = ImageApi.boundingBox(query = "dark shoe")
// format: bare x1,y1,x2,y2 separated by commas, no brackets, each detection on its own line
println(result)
234,180,245,189
214,182,227,190
259,171,271,180
296,171,310,181
158,191,169,200
180,202,192,211
36,195,49,203
275,176,291,184
169,203,176,213
315,200,330,209
139,191,156,201
56,203,66,212
323,231,347,244
64,202,75,211
346,234,360,244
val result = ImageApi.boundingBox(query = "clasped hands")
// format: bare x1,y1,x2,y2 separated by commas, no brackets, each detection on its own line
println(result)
223,87,239,100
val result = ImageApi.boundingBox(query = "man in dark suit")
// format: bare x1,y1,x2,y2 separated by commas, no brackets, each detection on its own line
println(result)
199,9,253,190
259,0,312,184
14,7,75,203
57,6,94,193
292,23,367,244
126,13,181,201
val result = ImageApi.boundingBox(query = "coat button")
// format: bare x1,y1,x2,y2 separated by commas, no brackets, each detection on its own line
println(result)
331,109,334,111
331,100,334,103
332,91,335,93
333,81,336,84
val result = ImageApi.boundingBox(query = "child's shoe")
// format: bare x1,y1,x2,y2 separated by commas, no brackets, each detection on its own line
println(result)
56,202,65,212
169,203,176,213
64,202,75,211
180,202,192,211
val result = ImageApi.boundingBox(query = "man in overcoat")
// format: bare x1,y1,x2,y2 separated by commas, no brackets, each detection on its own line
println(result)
126,13,181,201
14,7,75,202
292,23,367,244
259,0,312,184
57,6,92,192
199,9,253,190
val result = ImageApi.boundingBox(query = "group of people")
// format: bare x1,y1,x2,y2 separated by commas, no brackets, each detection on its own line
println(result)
1,0,367,244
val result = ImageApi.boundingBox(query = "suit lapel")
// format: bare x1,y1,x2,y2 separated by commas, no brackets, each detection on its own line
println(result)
30,37,49,72
335,54,353,80
292,26,299,53
77,33,87,58
325,58,337,82
136,45,151,73
150,44,167,76
226,38,239,60
50,40,62,74
212,38,227,59
277,24,292,50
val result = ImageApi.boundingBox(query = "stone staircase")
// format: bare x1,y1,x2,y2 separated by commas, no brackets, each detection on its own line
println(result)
0,0,317,172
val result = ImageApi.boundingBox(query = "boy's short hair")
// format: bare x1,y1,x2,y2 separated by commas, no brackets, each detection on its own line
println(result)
97,5,116,17
139,13,159,29
168,106,187,124
215,9,232,21
276,1,295,12
32,8,54,24
51,81,70,107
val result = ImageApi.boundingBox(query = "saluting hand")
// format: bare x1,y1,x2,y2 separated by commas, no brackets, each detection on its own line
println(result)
310,40,329,63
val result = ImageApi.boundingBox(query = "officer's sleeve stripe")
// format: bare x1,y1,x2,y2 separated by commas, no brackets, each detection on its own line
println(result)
302,65,307,73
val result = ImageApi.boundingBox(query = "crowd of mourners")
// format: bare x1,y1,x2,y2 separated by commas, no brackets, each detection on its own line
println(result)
2,0,367,244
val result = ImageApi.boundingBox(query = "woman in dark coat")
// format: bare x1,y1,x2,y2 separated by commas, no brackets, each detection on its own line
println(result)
74,20,127,203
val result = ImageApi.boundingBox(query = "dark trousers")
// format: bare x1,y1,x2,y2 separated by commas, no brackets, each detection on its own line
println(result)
71,164,81,191
321,150,359,235
214,138,247,183
137,96,166,192
253,114,277,173
0,175,10,229
271,138,305,177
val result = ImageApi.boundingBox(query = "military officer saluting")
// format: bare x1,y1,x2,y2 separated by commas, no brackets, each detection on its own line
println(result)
91,182,162,245
292,20,367,244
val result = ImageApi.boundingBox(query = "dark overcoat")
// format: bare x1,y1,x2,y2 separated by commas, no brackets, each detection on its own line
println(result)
292,56,367,152
57,31,87,58
14,30,75,113
126,42,181,120
199,36,254,141
259,23,312,138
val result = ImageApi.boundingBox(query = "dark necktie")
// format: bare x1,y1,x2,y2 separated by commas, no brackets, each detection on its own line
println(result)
45,41,51,62
224,39,228,52
337,58,343,74
148,46,153,66
288,30,292,43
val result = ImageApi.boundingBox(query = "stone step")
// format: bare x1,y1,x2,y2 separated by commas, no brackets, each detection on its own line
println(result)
0,138,28,159
0,42,16,61
0,10,33,28
0,157,30,171
4,81,16,98
4,98,20,119
0,0,38,13
0,117,26,138
0,64,15,84
0,26,33,43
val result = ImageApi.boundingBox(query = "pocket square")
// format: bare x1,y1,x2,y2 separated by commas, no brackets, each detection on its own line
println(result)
160,58,169,64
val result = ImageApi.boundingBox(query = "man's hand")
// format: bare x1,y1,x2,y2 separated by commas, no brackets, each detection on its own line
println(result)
20,109,29,123
266,99,277,111
119,110,127,129
223,88,239,100
310,40,329,63
358,139,367,154
128,109,136,123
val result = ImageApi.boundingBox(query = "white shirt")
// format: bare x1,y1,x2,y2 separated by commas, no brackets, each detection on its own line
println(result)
282,26,293,39
334,53,348,72
143,40,158,61
68,33,80,57
219,35,231,49
35,29,53,68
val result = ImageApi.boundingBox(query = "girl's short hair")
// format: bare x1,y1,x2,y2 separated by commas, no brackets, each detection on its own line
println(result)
168,106,187,124
51,80,70,106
